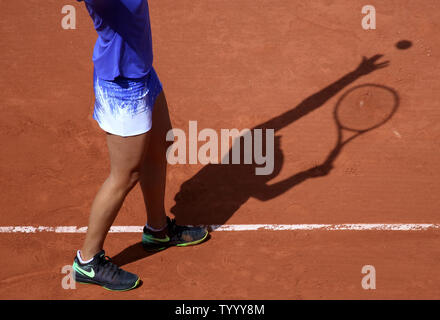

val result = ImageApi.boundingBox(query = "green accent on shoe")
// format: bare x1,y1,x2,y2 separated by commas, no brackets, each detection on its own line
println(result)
176,230,209,247
103,278,140,292
73,261,95,278
142,233,170,243
76,277,140,292
73,250,139,291
142,217,209,252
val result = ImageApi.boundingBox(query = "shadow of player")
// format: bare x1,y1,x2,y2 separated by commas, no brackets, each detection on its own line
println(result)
113,55,395,266
170,55,393,226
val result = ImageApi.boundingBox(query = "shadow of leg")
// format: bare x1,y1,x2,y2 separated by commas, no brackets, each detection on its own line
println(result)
111,242,157,267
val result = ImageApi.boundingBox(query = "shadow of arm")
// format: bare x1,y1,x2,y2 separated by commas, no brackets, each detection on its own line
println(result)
256,55,389,133
252,163,332,201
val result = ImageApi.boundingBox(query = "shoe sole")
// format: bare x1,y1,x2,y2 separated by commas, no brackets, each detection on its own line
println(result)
75,277,140,292
142,230,209,252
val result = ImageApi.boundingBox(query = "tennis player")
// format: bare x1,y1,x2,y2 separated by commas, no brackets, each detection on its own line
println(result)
73,0,208,291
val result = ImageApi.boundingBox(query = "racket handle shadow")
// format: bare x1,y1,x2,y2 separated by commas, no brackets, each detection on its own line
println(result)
308,142,344,177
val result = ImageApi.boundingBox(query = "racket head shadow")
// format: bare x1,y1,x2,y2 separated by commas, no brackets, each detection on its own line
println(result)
334,84,399,132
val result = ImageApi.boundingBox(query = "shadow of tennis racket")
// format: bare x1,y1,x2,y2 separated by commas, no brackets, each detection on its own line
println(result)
310,83,400,176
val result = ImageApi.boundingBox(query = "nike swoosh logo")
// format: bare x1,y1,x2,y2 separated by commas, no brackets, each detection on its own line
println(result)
143,234,170,243
74,263,95,278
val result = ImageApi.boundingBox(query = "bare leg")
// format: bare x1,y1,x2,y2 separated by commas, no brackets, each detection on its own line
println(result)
80,131,151,261
139,90,172,230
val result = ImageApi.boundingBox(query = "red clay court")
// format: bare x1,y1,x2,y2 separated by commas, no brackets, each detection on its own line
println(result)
0,0,439,299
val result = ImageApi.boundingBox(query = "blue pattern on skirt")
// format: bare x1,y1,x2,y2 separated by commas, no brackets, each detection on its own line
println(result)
92,67,163,137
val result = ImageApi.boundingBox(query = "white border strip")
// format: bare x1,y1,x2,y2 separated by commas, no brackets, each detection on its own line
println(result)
0,224,440,233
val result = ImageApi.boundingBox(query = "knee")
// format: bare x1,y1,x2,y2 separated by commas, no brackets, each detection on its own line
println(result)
127,170,141,189
109,169,141,192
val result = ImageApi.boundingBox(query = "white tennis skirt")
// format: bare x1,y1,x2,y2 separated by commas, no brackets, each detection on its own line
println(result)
92,67,163,137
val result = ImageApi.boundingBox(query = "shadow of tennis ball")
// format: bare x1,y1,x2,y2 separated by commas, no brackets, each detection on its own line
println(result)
396,40,412,50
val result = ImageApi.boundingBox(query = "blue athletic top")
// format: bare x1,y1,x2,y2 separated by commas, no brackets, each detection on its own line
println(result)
77,0,154,80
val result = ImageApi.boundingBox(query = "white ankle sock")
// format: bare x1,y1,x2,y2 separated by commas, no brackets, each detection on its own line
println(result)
77,250,94,264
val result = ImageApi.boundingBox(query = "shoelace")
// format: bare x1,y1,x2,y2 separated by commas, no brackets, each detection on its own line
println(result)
97,255,121,279
168,218,186,237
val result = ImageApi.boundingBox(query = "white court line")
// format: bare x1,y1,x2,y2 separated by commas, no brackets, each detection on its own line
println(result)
0,224,440,233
